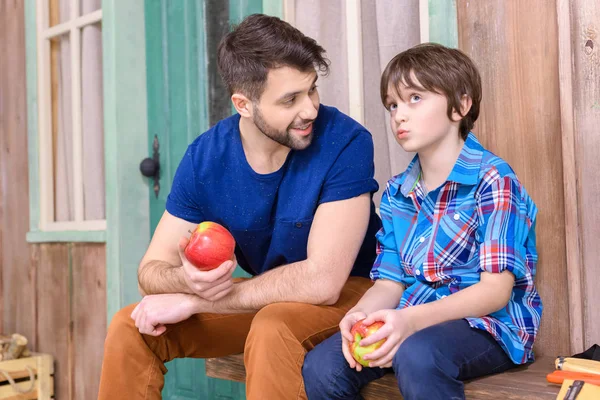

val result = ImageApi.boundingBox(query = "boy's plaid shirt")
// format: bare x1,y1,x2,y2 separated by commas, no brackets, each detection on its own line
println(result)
370,133,542,365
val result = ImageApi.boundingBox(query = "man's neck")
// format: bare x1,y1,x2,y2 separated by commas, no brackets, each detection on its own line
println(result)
418,130,464,192
239,117,290,175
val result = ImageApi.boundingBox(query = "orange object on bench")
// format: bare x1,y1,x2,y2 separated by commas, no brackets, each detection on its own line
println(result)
547,370,600,386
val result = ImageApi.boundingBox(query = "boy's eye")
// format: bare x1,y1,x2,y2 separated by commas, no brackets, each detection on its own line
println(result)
409,94,421,103
388,103,398,111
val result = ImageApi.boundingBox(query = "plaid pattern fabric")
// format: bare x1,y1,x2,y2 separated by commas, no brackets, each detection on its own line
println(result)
370,133,542,364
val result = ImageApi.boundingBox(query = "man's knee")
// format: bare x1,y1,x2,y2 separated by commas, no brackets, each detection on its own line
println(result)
246,303,298,340
106,303,138,346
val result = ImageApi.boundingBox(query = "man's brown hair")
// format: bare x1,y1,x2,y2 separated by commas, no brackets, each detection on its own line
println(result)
380,43,482,140
217,14,330,101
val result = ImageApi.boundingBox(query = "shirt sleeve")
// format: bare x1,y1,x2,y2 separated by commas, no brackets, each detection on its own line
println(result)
476,175,534,280
370,187,407,283
165,146,205,223
319,130,379,204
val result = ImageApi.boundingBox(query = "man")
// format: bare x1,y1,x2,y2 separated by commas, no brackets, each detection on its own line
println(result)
98,14,381,400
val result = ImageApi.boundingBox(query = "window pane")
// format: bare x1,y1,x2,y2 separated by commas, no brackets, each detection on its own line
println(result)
80,0,101,16
81,22,105,220
50,33,75,222
205,0,230,127
49,0,70,27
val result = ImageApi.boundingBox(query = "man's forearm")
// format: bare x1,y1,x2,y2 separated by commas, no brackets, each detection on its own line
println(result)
192,259,340,314
138,260,191,296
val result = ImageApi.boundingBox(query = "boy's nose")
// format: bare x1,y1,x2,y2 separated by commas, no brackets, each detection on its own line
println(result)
394,110,408,124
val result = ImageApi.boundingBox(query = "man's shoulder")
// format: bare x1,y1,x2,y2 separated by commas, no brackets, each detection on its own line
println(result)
188,114,239,150
316,104,372,140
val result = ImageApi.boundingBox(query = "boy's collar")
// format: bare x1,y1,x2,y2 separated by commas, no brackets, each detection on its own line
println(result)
390,133,484,197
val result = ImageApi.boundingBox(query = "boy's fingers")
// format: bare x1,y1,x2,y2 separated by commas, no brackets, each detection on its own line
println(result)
359,328,387,347
363,340,394,361
341,329,354,342
361,313,382,326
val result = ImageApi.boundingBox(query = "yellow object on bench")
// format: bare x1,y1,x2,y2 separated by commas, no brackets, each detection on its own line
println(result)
556,379,600,399
0,354,54,400
205,354,560,399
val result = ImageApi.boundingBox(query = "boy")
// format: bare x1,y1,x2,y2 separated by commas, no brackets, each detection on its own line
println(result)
302,43,542,399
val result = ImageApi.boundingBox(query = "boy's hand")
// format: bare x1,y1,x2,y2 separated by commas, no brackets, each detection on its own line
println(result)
178,237,237,301
131,293,200,336
339,311,367,371
360,308,416,368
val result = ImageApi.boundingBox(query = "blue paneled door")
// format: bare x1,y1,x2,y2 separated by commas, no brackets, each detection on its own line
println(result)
143,0,261,398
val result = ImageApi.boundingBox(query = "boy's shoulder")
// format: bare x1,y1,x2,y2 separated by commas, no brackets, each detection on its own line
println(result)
478,147,519,182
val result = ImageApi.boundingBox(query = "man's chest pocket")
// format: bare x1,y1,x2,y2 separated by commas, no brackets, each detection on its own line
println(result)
433,207,479,272
269,218,314,265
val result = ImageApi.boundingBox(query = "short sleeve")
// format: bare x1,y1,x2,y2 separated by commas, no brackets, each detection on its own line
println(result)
319,130,379,204
165,146,205,223
476,176,534,280
369,187,407,283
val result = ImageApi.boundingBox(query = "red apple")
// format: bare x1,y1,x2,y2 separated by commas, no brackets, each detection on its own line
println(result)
349,319,386,367
184,222,235,271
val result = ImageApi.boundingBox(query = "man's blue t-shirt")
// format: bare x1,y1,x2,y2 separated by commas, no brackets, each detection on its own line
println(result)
166,104,381,277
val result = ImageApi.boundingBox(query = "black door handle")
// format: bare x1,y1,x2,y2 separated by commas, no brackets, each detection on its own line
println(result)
140,135,160,198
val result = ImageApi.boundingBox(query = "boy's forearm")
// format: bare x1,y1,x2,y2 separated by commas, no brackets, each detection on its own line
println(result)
348,279,405,316
408,271,514,331
138,260,191,296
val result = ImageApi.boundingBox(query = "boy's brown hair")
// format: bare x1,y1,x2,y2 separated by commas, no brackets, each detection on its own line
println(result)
218,14,330,101
380,43,482,140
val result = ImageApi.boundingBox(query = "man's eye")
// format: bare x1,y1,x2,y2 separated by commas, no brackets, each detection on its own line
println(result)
410,95,421,103
284,97,295,105
309,85,318,93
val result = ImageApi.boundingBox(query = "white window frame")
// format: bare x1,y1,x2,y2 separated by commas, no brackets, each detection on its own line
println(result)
36,0,105,232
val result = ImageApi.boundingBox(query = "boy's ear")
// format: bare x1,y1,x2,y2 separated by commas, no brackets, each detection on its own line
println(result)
452,94,473,121
231,93,253,118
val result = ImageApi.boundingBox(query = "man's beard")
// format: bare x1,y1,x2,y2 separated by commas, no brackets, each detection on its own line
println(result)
253,105,314,150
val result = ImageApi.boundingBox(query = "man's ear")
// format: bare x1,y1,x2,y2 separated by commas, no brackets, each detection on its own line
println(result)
451,94,473,121
231,93,253,118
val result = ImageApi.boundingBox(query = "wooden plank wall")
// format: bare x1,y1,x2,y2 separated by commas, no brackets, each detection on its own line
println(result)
457,0,570,357
570,0,600,350
0,0,38,350
0,1,107,399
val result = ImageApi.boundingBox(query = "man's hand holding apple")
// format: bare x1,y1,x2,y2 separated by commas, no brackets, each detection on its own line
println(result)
178,237,236,301
358,308,417,368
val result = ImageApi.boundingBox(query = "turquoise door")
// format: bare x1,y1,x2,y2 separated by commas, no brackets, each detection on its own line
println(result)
143,1,262,398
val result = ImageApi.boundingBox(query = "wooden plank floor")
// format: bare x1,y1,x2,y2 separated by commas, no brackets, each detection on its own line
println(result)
205,354,560,399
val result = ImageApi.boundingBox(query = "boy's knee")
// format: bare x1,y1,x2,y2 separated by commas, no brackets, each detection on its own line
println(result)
302,335,349,399
302,349,330,393
394,332,448,375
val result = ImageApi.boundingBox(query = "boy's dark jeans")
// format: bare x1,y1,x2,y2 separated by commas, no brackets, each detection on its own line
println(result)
302,319,518,400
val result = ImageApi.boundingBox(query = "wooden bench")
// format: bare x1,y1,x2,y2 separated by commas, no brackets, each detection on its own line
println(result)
205,354,560,399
